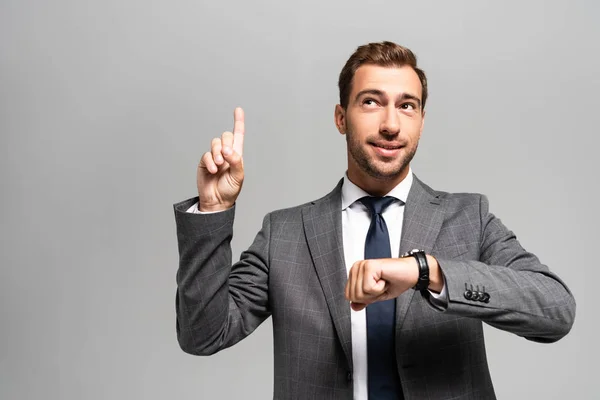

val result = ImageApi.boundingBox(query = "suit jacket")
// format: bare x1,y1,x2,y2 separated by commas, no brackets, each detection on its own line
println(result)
173,175,575,400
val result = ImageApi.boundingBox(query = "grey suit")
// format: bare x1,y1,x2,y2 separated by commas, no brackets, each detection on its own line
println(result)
173,175,575,399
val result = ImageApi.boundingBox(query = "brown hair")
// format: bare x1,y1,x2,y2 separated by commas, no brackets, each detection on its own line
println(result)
338,41,428,110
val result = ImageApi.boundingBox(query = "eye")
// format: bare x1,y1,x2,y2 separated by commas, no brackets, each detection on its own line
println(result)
400,103,416,111
362,98,379,107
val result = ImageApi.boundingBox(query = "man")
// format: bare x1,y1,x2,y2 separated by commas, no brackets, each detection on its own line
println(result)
173,41,575,399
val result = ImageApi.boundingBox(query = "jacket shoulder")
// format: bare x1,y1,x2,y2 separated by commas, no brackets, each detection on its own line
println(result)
415,177,487,210
267,180,343,221
268,200,313,220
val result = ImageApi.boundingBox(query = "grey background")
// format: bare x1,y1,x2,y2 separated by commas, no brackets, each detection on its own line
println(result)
1,0,597,399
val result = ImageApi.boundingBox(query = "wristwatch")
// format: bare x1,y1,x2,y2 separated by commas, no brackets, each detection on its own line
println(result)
401,249,429,291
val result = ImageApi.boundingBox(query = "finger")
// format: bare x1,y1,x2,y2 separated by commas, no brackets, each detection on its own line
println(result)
349,262,360,303
369,272,387,296
345,270,351,300
371,281,387,300
345,282,350,301
221,146,244,183
351,302,367,312
362,262,378,296
199,151,218,174
347,263,357,301
232,107,245,156
221,144,242,166
375,290,390,303
211,138,224,166
232,107,245,134
365,261,387,296
221,131,234,152
356,261,366,300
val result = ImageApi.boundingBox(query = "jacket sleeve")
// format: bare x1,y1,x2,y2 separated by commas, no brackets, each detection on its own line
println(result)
436,194,576,343
173,198,271,355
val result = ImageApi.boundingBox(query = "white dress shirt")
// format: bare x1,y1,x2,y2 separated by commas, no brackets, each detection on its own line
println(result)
341,170,444,399
188,170,447,399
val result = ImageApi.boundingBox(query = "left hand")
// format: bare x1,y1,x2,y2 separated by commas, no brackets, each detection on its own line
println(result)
345,256,441,311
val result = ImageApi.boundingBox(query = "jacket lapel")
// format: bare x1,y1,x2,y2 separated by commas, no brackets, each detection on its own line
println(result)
395,175,446,330
301,175,445,367
302,179,353,368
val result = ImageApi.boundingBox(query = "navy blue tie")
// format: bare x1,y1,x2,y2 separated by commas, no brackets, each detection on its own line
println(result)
360,196,403,399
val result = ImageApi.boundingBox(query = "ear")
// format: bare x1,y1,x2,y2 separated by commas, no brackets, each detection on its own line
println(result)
334,104,346,135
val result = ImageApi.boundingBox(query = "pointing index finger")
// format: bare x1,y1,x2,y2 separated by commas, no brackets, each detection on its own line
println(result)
232,107,245,156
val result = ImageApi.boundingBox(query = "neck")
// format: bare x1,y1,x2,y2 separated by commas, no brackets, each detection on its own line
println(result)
347,165,410,197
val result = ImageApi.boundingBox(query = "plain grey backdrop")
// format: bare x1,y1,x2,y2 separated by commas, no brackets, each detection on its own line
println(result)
1,0,598,399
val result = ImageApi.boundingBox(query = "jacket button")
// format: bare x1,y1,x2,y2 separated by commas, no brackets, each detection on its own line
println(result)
464,290,472,300
347,371,353,382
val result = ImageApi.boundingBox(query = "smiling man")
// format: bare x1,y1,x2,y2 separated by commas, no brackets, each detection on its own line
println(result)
173,41,576,399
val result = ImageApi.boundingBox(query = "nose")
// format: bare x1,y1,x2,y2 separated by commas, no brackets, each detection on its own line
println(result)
380,106,400,136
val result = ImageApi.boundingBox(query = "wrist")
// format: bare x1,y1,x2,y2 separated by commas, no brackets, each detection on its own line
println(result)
427,255,443,293
198,201,234,212
400,249,430,291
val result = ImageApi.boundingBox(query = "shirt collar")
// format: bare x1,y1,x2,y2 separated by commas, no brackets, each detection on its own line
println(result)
341,168,414,210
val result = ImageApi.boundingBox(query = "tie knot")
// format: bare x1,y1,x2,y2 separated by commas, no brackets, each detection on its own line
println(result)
359,196,397,215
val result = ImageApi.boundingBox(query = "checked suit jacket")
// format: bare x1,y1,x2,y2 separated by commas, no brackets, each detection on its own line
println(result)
173,175,575,400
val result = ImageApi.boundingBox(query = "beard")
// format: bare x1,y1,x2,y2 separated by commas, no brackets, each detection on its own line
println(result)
346,129,418,180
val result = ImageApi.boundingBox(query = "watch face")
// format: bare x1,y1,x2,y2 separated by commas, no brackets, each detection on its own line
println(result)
401,249,424,257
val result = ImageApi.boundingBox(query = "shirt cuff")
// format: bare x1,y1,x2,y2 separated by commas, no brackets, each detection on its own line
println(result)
426,269,448,311
186,202,232,214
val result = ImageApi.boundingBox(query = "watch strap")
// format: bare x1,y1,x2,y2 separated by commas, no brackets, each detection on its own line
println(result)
411,250,430,291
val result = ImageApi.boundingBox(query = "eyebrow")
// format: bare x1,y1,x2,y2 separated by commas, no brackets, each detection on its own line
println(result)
354,89,422,108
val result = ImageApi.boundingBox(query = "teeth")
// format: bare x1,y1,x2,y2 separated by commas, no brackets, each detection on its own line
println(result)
375,144,399,150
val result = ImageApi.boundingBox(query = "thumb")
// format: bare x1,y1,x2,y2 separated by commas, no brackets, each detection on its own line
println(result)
371,278,387,295
222,146,244,182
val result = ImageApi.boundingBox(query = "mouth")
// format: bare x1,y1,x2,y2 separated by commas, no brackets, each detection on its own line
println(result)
370,142,403,157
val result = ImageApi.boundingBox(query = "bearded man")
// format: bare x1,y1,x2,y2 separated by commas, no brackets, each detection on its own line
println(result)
173,41,575,400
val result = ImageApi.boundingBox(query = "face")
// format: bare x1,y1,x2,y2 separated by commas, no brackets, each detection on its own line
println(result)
335,65,425,193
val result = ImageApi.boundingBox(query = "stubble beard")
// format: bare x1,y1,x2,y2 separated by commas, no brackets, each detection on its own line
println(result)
346,130,418,181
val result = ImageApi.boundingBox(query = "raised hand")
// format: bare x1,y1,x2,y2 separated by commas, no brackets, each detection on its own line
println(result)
197,107,245,212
